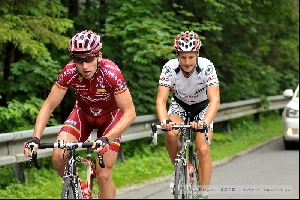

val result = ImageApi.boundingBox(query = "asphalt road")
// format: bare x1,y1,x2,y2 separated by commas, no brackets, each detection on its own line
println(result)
116,136,299,199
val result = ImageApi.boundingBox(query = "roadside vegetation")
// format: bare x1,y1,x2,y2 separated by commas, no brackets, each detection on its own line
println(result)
0,112,285,198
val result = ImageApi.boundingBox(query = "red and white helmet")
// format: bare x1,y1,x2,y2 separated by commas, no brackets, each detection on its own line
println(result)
174,31,201,52
68,30,102,55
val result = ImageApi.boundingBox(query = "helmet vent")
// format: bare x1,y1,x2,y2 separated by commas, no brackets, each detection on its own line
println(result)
84,39,89,48
90,40,95,48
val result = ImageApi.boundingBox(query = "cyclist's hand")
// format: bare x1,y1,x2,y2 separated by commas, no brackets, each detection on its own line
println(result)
93,137,110,154
23,137,40,158
160,119,175,131
191,120,207,130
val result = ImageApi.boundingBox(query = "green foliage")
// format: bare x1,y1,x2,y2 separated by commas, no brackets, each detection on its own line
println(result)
0,0,73,59
0,165,18,189
6,56,62,101
69,0,102,33
217,52,281,102
0,97,59,133
203,0,299,102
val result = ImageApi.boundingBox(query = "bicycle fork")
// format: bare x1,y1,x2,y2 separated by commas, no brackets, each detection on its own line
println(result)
76,149,97,199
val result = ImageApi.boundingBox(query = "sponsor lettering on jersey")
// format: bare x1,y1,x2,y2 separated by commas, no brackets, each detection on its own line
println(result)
65,119,77,126
78,75,83,82
185,94,199,98
97,88,106,93
160,76,169,82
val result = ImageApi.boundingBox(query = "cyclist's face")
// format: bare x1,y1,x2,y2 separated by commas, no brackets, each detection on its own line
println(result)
73,53,101,80
177,51,198,73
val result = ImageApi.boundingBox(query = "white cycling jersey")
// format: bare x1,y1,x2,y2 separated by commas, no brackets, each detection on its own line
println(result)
159,57,219,105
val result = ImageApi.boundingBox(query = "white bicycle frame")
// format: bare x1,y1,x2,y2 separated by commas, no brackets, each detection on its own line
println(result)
78,134,97,199
62,134,97,199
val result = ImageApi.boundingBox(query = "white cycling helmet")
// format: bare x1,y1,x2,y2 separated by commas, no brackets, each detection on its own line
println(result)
68,30,102,55
174,31,201,52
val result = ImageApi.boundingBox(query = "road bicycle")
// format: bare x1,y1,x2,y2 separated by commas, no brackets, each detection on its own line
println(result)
151,112,210,199
27,135,104,199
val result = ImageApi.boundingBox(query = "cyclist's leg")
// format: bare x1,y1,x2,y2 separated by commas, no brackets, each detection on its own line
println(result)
166,114,182,165
195,129,213,196
94,109,123,199
166,98,186,166
194,107,214,198
52,131,78,177
166,99,187,194
95,148,118,199
52,107,93,177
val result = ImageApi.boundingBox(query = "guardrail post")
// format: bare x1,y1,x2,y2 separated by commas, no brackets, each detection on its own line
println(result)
254,113,260,123
12,163,25,183
117,146,124,162
221,121,230,133
279,109,283,116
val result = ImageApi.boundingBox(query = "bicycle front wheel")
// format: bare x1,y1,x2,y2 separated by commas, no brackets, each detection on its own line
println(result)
191,151,200,198
174,160,188,199
61,177,83,199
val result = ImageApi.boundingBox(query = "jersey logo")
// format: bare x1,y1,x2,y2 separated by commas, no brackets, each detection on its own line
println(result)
97,88,106,93
78,75,83,82
205,65,213,76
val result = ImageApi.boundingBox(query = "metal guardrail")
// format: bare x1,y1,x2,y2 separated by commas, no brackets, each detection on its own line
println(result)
0,95,289,166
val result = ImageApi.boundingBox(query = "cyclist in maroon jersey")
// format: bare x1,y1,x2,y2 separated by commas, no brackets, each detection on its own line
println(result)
23,30,136,199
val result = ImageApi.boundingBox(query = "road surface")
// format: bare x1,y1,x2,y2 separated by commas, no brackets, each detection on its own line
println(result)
116,137,299,199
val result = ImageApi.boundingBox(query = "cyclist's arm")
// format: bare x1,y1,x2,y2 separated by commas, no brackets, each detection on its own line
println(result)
156,85,170,122
203,84,220,125
33,84,67,139
104,89,136,143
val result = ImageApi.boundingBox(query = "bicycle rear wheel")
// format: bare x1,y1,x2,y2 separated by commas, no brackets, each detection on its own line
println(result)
61,177,83,199
174,160,189,199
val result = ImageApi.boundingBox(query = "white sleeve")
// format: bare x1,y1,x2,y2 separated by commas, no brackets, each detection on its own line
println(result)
158,64,173,88
204,63,219,87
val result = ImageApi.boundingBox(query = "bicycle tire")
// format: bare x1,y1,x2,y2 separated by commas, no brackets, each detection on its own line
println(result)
191,151,200,198
174,160,189,199
61,177,83,199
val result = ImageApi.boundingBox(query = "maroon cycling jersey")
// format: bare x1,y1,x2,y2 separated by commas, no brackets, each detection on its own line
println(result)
55,58,127,116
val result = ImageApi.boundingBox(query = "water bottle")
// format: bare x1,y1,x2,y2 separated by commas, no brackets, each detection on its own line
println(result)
187,162,194,182
80,180,91,199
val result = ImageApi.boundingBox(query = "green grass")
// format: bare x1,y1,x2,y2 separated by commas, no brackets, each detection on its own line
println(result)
0,112,283,198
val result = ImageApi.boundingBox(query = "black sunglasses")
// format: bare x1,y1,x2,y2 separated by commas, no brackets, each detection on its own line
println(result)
73,55,97,64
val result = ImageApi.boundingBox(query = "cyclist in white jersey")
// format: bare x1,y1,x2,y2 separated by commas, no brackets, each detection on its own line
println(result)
156,31,220,199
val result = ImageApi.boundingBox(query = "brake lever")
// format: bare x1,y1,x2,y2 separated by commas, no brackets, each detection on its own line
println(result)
27,144,42,169
151,123,158,145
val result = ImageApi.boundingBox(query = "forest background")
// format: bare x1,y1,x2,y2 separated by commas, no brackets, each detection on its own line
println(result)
0,0,299,133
